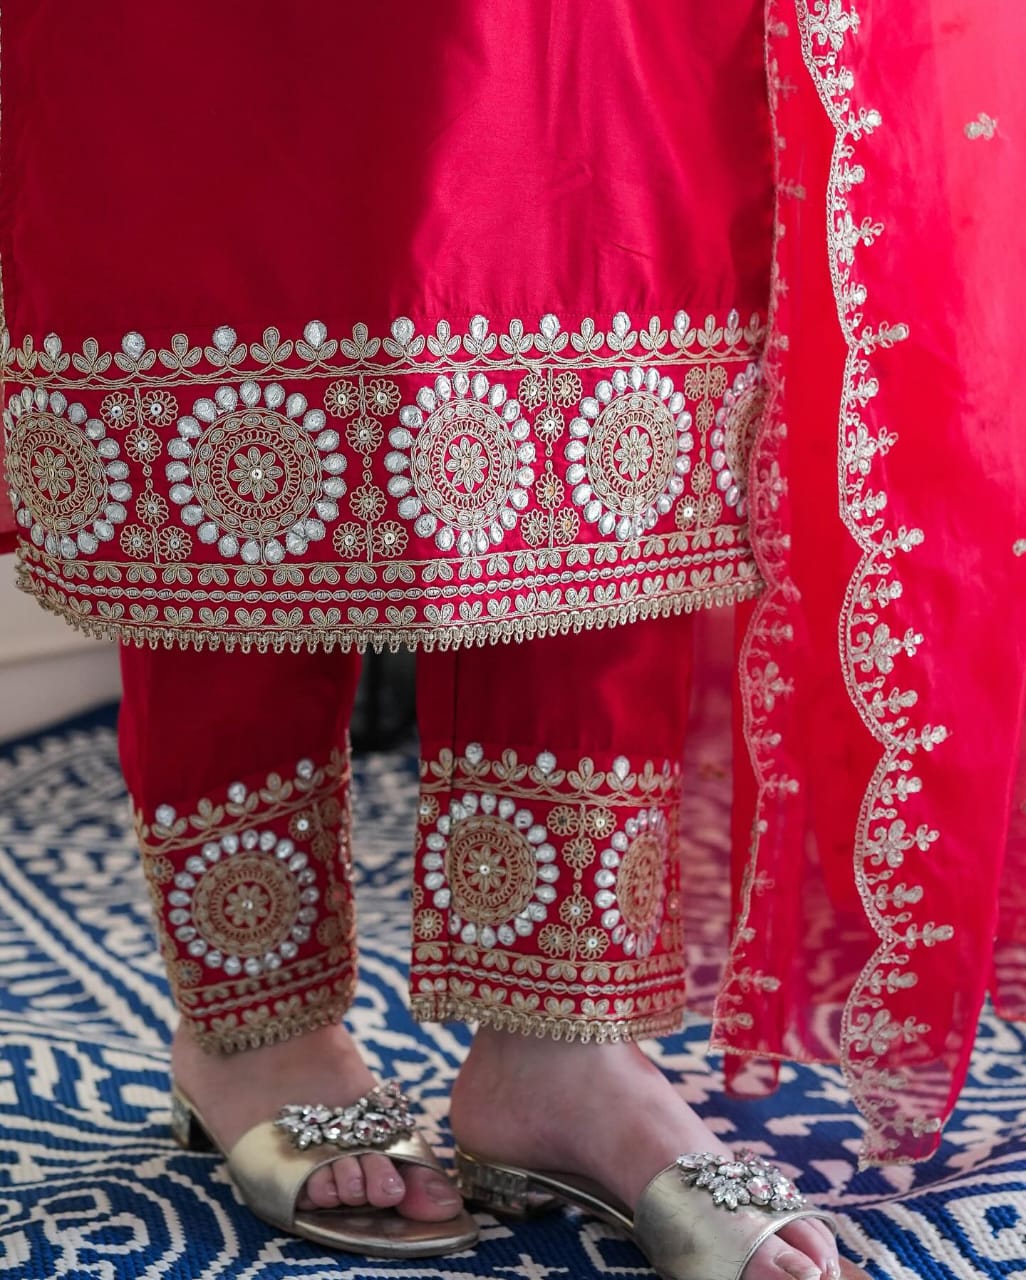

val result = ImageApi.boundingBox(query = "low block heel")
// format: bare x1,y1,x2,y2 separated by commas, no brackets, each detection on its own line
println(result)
170,1086,215,1152
454,1151,561,1220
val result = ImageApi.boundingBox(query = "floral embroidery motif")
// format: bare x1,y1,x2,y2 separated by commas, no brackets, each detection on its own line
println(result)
168,382,344,564
964,113,997,141
6,387,130,558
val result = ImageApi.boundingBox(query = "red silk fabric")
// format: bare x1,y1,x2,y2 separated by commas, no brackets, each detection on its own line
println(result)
2,2,1025,1163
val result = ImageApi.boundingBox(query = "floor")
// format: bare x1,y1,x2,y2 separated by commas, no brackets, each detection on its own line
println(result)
0,703,1023,1278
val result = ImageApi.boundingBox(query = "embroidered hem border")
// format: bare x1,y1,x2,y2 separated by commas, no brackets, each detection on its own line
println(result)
136,749,359,1055
15,547,762,652
4,310,765,650
412,744,688,1040
186,992,357,1055
410,994,685,1044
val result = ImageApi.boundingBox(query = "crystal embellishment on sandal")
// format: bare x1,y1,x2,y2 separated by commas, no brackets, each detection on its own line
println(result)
675,1151,805,1212
275,1081,415,1150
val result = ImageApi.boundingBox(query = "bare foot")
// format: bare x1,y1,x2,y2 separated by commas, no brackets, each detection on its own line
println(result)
451,1029,840,1280
172,1021,464,1222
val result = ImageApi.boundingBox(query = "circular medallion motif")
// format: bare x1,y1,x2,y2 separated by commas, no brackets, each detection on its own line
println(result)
710,363,764,515
387,373,535,556
446,814,537,928
419,789,558,948
5,388,130,558
165,827,321,978
192,412,319,537
192,852,300,957
13,417,105,533
564,367,694,541
594,807,669,958
414,401,514,528
616,830,664,937
167,374,347,564
586,393,677,516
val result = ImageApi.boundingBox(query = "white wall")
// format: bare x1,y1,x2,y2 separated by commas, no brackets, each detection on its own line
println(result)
0,570,121,742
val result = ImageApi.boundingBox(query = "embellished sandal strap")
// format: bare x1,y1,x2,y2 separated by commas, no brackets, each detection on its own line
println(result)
634,1152,835,1280
226,1083,443,1231
274,1081,416,1150
228,1124,443,1230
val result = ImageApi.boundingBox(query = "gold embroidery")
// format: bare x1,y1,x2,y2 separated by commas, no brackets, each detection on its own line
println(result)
412,745,685,1040
718,368,766,497
4,311,764,651
445,810,543,933
391,372,529,555
190,851,303,961
6,389,129,557
171,384,341,563
419,745,682,807
409,994,684,1045
611,815,667,950
137,750,356,1054
570,369,691,539
5,313,765,387
964,113,997,140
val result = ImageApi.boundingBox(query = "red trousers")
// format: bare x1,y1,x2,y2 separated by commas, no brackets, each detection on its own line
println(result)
119,616,694,1052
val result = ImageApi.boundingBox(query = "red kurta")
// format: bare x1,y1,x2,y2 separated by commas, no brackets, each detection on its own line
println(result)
0,2,770,648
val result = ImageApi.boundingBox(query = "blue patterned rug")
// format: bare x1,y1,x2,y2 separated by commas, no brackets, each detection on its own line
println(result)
0,705,1023,1279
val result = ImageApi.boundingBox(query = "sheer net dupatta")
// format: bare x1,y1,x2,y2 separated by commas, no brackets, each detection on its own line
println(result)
709,0,1026,1166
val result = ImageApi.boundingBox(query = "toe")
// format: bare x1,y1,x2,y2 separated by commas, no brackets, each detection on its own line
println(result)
332,1154,369,1207
779,1219,839,1276
300,1162,344,1210
743,1234,825,1280
772,1248,825,1280
360,1153,406,1208
396,1163,465,1222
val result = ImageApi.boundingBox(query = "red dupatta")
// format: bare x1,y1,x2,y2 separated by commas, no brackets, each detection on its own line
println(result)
717,0,1026,1163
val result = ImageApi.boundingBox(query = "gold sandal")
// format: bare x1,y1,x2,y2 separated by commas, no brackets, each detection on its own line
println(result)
171,1079,479,1259
455,1147,869,1280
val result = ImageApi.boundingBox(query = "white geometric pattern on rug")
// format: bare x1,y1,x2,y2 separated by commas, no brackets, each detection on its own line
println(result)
0,709,1024,1279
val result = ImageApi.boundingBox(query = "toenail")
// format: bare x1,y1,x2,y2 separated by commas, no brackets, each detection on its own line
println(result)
383,1175,404,1195
424,1176,459,1205
823,1264,841,1280
346,1178,363,1198
775,1251,820,1280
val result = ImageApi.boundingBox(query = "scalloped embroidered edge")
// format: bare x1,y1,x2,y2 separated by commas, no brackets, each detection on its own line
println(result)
798,0,950,1165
